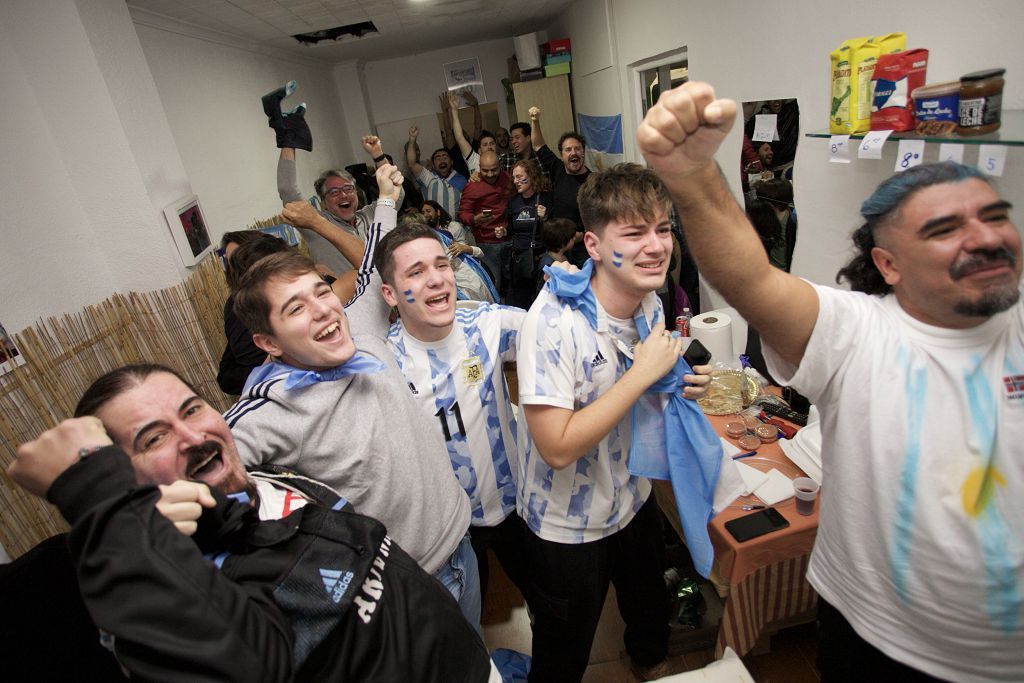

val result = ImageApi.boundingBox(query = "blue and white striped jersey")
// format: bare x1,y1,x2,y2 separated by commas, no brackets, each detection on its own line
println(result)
515,289,664,543
388,303,524,527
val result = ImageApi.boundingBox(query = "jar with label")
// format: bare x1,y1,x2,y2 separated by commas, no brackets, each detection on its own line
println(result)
912,81,960,135
958,68,1005,135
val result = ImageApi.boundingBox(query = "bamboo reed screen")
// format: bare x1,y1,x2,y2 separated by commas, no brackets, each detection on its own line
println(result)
0,255,231,558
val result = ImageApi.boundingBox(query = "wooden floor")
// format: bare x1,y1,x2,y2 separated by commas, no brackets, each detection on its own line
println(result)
480,551,820,682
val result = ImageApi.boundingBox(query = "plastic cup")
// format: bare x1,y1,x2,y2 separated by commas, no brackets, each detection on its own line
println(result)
793,477,819,516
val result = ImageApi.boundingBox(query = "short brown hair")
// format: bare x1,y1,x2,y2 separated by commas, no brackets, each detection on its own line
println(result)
541,218,578,252
233,251,318,335
577,163,671,234
225,233,292,291
373,223,444,285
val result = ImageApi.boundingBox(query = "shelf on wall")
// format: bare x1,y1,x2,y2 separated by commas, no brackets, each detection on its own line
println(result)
805,110,1024,146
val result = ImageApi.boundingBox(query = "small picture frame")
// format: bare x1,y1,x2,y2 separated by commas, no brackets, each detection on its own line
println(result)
0,320,25,376
164,195,213,267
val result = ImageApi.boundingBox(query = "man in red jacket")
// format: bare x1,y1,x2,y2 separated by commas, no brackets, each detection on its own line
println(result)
459,150,512,296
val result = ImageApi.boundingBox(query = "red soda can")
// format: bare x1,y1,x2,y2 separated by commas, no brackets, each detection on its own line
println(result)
675,316,689,336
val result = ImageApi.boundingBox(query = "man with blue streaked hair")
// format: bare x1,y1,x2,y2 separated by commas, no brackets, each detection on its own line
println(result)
640,80,1023,683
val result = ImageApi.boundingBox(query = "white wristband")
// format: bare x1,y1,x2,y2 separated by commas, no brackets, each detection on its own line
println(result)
377,198,396,209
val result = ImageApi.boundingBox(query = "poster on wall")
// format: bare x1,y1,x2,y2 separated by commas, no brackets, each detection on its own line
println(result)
0,320,25,376
163,195,214,267
443,57,486,104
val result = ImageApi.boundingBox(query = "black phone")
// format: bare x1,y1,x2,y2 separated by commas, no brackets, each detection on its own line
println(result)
683,338,712,367
724,507,790,543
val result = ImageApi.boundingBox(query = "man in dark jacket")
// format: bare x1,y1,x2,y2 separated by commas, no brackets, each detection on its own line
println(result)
5,363,495,682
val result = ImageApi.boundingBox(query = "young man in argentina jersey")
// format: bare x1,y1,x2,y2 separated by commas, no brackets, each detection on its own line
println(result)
225,165,478,630
373,222,532,603
515,163,712,682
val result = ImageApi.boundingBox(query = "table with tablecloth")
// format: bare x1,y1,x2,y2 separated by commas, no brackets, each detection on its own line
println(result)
654,411,819,657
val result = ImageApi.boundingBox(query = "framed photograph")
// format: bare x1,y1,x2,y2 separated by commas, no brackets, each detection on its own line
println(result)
0,320,25,376
443,57,486,104
164,195,213,267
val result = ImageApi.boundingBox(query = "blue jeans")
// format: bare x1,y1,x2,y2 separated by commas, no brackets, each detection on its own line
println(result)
477,241,511,299
433,532,482,635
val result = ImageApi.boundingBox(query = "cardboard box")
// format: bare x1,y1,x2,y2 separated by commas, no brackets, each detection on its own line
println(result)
544,53,572,65
544,38,571,55
544,62,571,77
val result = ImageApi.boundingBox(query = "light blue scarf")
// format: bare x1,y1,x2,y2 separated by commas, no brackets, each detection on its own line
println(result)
241,352,386,394
544,261,723,577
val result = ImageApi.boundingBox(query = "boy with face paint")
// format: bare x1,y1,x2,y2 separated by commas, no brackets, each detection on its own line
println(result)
372,222,533,604
515,163,711,682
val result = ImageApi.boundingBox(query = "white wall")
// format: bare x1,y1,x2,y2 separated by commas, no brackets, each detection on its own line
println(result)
0,0,185,331
555,0,1024,304
363,37,517,134
132,11,353,237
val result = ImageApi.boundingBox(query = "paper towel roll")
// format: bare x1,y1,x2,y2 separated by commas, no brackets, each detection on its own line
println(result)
691,312,734,364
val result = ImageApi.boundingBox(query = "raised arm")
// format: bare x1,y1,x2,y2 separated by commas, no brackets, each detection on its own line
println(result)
529,106,546,151
462,88,483,141
282,201,365,269
361,135,389,170
438,91,455,149
277,149,304,204
449,91,474,162
637,81,818,366
405,127,425,176
344,164,403,336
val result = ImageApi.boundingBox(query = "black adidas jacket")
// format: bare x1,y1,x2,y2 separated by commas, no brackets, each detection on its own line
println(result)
47,447,491,682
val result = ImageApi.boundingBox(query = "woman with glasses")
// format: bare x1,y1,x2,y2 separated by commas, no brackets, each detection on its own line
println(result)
506,160,552,309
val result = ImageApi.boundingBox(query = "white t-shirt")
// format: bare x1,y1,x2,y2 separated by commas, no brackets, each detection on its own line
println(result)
388,303,524,527
515,288,659,543
765,284,1024,682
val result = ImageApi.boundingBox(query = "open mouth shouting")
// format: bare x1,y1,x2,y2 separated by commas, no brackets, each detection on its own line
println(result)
185,441,228,484
314,321,342,342
425,292,451,310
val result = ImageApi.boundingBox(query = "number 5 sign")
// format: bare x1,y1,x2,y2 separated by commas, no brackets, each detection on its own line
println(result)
978,145,1008,177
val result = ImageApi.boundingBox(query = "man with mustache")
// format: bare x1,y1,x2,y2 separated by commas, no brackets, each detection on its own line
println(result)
639,81,1023,682
529,106,592,264
5,365,495,681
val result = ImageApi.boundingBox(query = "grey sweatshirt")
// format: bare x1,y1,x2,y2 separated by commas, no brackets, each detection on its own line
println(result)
226,205,471,574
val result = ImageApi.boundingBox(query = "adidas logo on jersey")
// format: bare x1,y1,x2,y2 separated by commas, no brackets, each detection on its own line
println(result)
320,567,355,604
591,349,608,367
408,381,418,395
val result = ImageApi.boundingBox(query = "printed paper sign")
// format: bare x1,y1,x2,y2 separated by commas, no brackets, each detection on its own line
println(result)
858,130,893,159
938,143,965,164
752,114,778,143
978,145,1008,177
894,139,925,172
828,135,851,164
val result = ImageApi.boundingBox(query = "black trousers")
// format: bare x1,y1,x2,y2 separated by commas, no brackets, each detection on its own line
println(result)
525,497,669,683
468,511,530,602
817,598,950,682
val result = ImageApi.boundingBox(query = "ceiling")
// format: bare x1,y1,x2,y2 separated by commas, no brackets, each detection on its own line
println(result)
126,0,575,62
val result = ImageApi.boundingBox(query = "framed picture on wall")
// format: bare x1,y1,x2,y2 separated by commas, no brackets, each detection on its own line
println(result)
443,57,486,104
0,320,25,376
163,195,213,267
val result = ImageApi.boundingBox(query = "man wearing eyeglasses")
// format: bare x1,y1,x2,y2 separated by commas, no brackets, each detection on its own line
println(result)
263,83,402,277
275,135,403,278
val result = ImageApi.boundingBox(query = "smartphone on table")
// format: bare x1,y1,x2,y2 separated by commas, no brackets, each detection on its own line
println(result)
724,508,789,543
